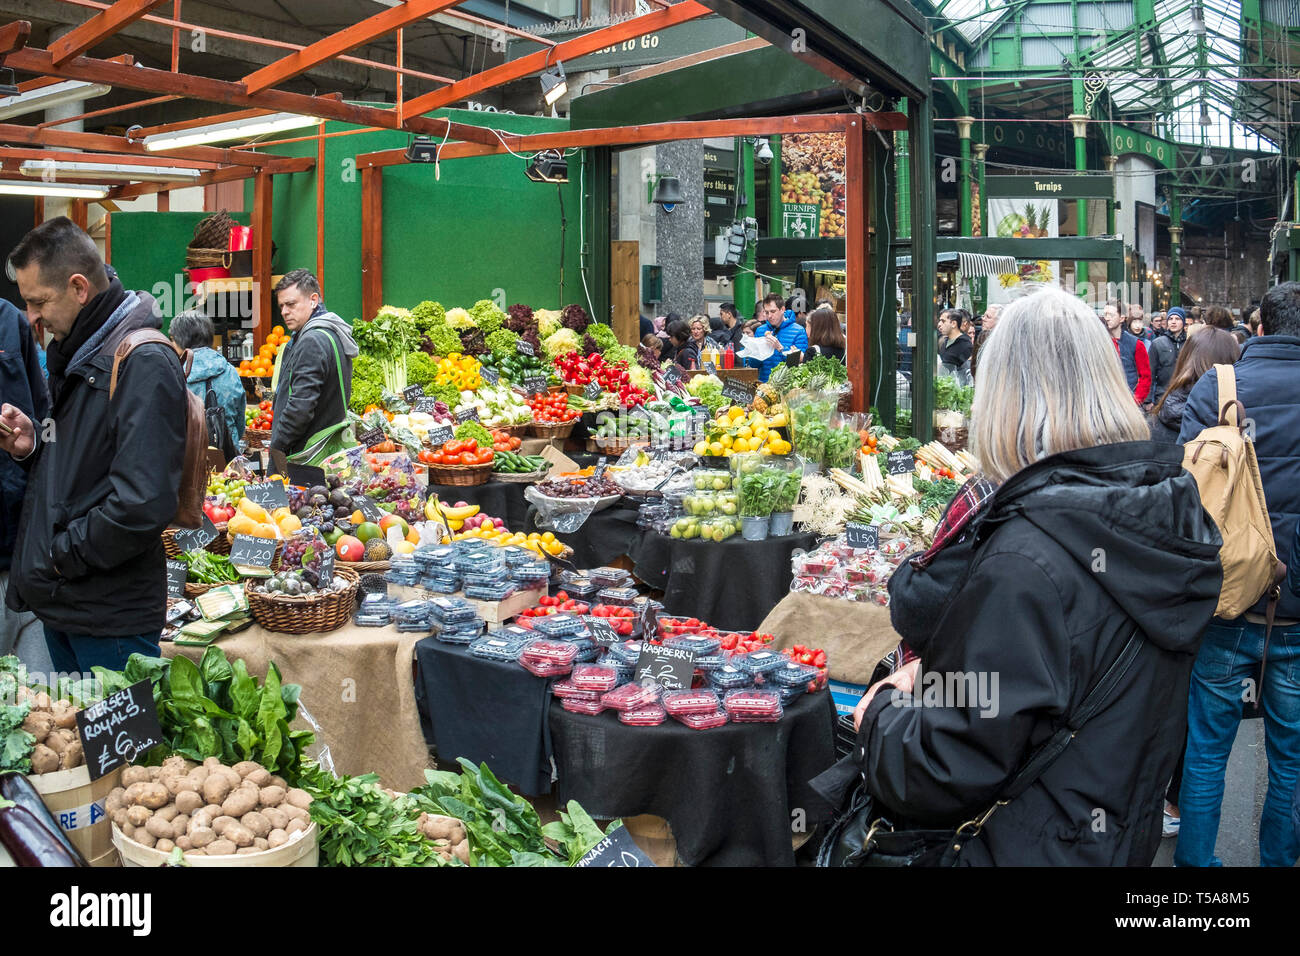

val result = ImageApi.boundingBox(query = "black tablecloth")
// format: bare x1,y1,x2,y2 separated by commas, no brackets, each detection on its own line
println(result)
413,638,553,795
425,479,533,530
528,504,643,569
628,530,818,631
550,691,837,867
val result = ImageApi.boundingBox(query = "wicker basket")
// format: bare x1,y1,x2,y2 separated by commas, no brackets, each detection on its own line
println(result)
494,424,530,438
494,468,548,484
245,566,359,635
163,524,231,557
244,426,272,449
593,435,640,455
563,384,585,396
186,248,232,270
425,461,493,486
526,421,576,440
191,211,236,250
338,560,391,574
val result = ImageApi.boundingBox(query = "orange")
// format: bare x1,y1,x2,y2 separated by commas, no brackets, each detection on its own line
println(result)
272,325,286,336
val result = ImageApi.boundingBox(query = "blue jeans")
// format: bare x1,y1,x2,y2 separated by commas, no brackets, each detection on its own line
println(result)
43,626,161,677
1175,620,1300,867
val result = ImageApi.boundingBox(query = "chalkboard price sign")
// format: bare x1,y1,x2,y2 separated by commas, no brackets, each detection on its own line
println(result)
516,340,536,358
357,426,386,450
314,545,335,586
76,680,163,781
480,366,500,385
722,379,755,407
575,824,656,867
844,522,880,550
165,559,187,599
357,496,385,522
230,534,276,568
633,643,696,691
172,513,218,553
455,406,479,424
663,365,683,386
523,374,548,396
243,480,289,511
426,424,454,448
583,382,602,401
584,616,621,647
286,463,326,489
403,384,425,404
593,456,608,480
703,360,717,374
413,397,440,415
887,451,915,476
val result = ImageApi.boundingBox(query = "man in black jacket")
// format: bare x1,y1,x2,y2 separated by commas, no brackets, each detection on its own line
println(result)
270,270,357,456
1146,306,1186,407
709,302,745,351
0,217,188,673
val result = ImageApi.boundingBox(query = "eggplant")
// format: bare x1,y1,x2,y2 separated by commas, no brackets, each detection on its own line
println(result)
0,805,86,866
0,773,88,865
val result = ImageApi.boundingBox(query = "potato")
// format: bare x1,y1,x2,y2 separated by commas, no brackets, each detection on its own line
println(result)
123,782,147,805
211,815,237,835
267,828,289,849
206,839,236,856
284,788,312,810
221,788,258,819
236,846,262,856
285,817,307,835
224,823,254,848
163,774,190,798
452,840,469,864
232,761,262,779
269,775,287,790
262,807,288,830
121,766,153,785
203,756,222,769
245,767,272,788
257,785,285,807
186,849,206,857
145,815,174,840
111,808,131,828
281,804,309,823
201,774,232,806
187,766,210,786
178,774,205,794
188,826,216,848
241,811,271,838
174,791,203,815
21,710,56,741
160,755,189,775
52,706,78,731
106,788,127,813
188,808,214,831
155,839,175,854
61,739,83,769
132,828,157,848
136,783,169,809
155,805,179,823
125,805,152,828
174,835,192,851
253,837,269,850
172,813,189,834
30,744,59,775
121,822,135,839
419,813,455,841
202,803,222,818
217,767,242,790
45,728,75,754
32,691,52,710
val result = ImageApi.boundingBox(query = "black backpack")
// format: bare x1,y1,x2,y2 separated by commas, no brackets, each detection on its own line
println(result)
202,377,237,464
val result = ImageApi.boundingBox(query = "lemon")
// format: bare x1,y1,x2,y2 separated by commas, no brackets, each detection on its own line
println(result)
737,425,753,440
694,441,709,456
760,445,773,455
709,441,724,456
720,434,733,448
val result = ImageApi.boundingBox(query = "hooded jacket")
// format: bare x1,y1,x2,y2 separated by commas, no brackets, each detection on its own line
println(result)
745,313,808,382
0,300,50,574
858,442,1222,865
1147,386,1189,444
1178,335,1300,621
1147,330,1185,405
186,346,243,453
270,307,358,455
7,288,188,635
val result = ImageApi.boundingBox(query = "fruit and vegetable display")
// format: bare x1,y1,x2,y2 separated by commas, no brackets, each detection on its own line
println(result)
0,659,85,775
780,132,846,237
694,404,791,458
534,475,623,499
418,438,495,467
526,390,581,424
238,325,290,379
492,451,549,474
178,551,241,586
109,756,314,857
553,351,651,407
245,400,274,432
251,569,351,598
790,534,914,605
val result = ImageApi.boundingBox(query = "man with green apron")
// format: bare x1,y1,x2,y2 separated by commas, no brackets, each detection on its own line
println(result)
269,269,358,458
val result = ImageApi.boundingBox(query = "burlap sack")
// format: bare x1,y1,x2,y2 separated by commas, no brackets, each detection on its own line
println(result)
759,592,902,685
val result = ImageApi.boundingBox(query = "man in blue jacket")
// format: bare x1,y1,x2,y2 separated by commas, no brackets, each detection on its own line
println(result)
0,297,50,668
1177,280,1300,868
745,292,807,382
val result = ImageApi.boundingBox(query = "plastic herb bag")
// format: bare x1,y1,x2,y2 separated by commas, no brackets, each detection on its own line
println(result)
525,485,601,533
788,389,840,470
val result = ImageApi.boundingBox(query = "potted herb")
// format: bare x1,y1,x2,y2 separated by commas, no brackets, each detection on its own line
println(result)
738,466,784,540
769,467,803,536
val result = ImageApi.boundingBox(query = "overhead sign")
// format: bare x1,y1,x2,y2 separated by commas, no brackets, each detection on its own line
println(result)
782,203,821,239
505,17,746,73
985,175,1113,200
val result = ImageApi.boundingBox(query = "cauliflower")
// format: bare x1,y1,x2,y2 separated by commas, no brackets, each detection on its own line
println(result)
445,307,473,329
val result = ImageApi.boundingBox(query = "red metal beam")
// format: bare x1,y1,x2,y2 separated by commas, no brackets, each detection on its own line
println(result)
399,1,712,121
0,121,277,167
361,165,383,322
50,0,171,65
6,46,508,144
357,113,901,168
0,18,30,56
844,118,868,414
252,171,273,345
243,0,465,95
103,157,312,201
0,146,218,170
37,94,179,129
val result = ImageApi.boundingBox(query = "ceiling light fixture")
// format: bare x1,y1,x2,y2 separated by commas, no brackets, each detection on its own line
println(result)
0,179,110,199
405,135,437,163
540,61,567,107
142,112,322,151
1199,101,1213,127
1190,3,1206,35
17,160,203,183
525,148,568,183
0,79,111,121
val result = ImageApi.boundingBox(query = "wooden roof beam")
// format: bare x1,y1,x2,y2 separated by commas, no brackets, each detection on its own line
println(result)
50,0,170,65
243,0,465,95
0,121,273,167
0,18,30,56
0,146,218,169
399,1,712,121
104,155,314,201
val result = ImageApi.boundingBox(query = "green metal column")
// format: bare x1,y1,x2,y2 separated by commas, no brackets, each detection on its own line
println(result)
1169,189,1182,307
910,100,935,442
1103,154,1117,235
588,146,612,328
870,132,897,429
733,137,757,314
896,100,912,240
1070,78,1089,238
956,116,973,237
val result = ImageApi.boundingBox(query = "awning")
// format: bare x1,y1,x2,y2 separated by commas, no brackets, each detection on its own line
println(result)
957,252,1018,277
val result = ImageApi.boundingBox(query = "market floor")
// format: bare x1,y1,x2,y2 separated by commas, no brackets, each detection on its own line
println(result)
1153,719,1296,867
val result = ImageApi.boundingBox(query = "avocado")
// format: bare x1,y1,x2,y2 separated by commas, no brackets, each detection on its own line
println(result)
328,488,351,508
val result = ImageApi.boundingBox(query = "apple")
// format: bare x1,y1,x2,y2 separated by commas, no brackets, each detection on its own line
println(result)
335,535,364,561
494,518,505,528
455,501,468,508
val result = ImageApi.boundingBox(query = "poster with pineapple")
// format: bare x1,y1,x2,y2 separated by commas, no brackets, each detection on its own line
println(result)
987,197,1060,304
779,132,845,238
